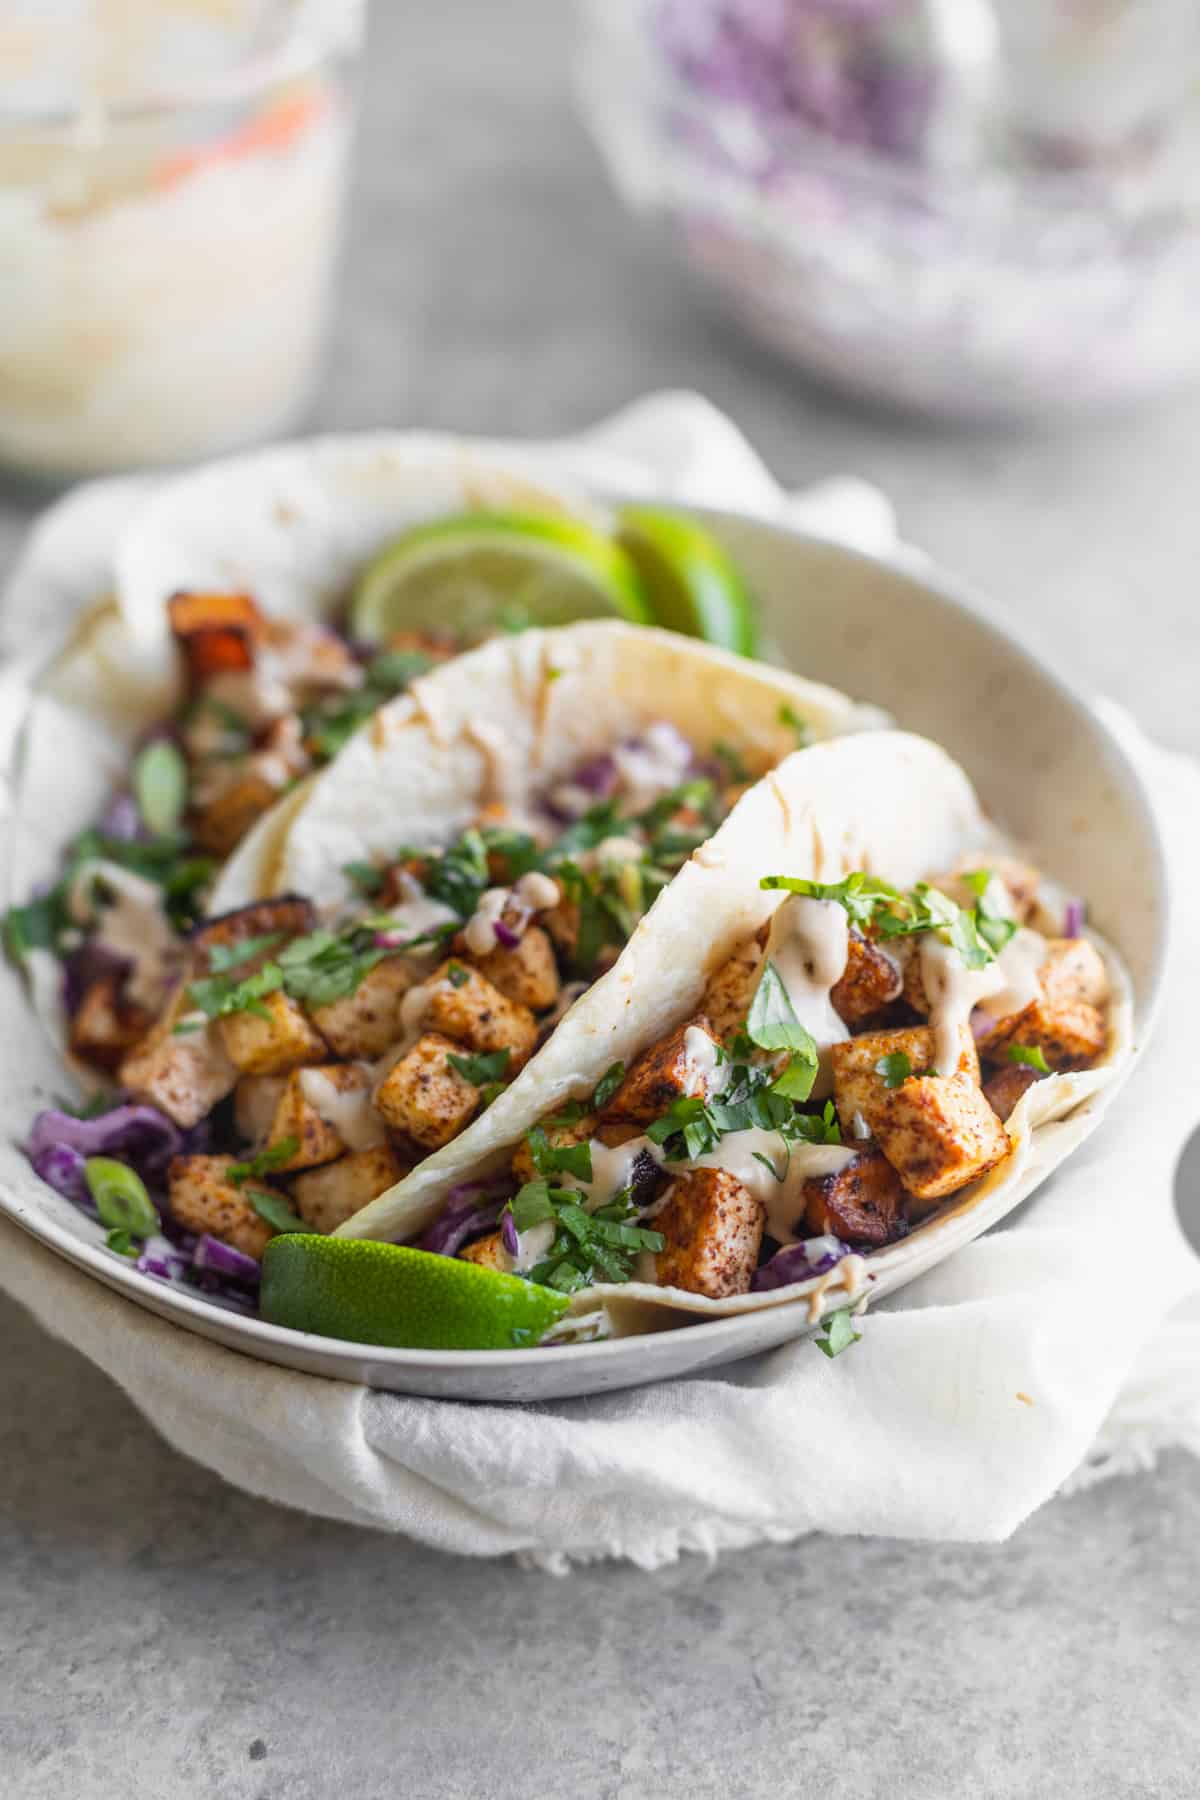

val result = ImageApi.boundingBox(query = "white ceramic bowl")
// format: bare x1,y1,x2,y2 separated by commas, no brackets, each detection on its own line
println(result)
0,504,1167,1400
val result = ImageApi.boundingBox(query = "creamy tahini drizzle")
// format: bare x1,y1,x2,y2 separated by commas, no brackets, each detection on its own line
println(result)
68,860,180,1012
297,1069,386,1151
764,895,851,1095
918,927,1047,1076
462,870,559,957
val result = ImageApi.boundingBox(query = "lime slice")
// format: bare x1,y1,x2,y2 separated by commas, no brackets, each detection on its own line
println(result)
260,1234,570,1351
617,506,758,656
350,510,654,645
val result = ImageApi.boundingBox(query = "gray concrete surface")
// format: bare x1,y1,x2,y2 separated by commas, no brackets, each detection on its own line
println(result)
2,3,1199,1796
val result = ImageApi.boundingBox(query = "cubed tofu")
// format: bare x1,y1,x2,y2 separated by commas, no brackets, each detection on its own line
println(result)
291,1145,408,1234
802,1149,907,1247
459,1231,511,1273
373,1032,481,1149
982,1062,1043,1123
120,992,237,1129
234,1073,287,1143
69,974,153,1072
421,961,538,1067
191,898,316,976
653,1167,765,1299
700,942,762,1043
310,955,418,1059
605,1017,721,1123
830,929,903,1028
468,926,561,1012
167,1153,276,1259
262,1064,378,1171
976,938,1109,1071
191,768,286,859
217,990,329,1075
831,1026,1007,1211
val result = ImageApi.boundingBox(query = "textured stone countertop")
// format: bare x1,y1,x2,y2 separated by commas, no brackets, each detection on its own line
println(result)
2,5,1198,1796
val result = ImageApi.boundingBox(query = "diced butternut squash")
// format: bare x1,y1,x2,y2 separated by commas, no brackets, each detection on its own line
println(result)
119,992,237,1129
975,938,1109,1071
291,1145,408,1234
802,1149,907,1247
168,591,262,685
468,925,561,1012
310,955,418,1060
653,1167,765,1299
831,1025,1007,1211
217,990,328,1075
420,961,538,1067
830,929,903,1028
261,1064,379,1171
167,1153,276,1260
373,1032,481,1149
605,1017,720,1124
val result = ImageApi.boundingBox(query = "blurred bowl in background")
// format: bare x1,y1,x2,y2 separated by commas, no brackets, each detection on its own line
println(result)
575,0,1200,421
0,0,364,479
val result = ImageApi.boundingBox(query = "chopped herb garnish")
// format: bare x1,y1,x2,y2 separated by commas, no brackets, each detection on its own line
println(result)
875,1051,913,1089
446,1047,512,1088
815,1308,861,1359
712,740,750,785
592,1061,626,1111
300,650,432,761
526,1125,593,1184
343,861,385,897
746,959,820,1075
275,929,387,1008
227,1138,300,1186
507,1179,664,1293
187,961,284,1021
761,870,1018,973
207,931,284,974
247,1189,304,1235
778,702,812,747
446,961,470,989
419,831,490,919
1007,1043,1050,1074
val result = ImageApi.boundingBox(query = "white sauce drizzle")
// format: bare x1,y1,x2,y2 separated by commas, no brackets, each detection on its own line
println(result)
580,833,646,872
682,1025,726,1097
511,1219,556,1273
297,1069,386,1151
463,888,510,958
690,1131,859,1246
515,870,560,912
763,895,850,1096
67,860,181,1013
919,926,1047,1076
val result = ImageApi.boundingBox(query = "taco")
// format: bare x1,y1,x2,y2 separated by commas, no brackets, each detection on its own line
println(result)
327,726,1130,1341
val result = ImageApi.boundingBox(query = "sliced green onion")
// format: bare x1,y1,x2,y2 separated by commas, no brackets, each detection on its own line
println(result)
85,1157,160,1238
133,740,188,837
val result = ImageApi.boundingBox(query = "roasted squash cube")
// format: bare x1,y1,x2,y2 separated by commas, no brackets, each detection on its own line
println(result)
373,1032,481,1149
605,1018,721,1124
168,591,262,686
420,961,538,1067
468,926,561,1012
802,1149,907,1247
217,990,328,1075
310,955,418,1059
831,929,903,1028
976,938,1109,1071
291,1145,408,1234
167,1153,277,1260
653,1167,765,1299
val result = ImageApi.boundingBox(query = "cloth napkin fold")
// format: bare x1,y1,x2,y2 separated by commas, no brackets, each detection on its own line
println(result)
2,393,1198,1570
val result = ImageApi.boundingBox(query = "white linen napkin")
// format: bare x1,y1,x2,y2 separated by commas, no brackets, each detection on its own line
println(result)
2,393,1197,1570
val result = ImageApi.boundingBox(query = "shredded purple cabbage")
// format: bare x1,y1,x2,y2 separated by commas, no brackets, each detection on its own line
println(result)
417,1184,509,1258
493,917,522,951
28,1103,183,1186
501,1210,519,1257
30,1142,95,1212
193,1233,262,1285
572,752,619,798
1064,898,1085,939
97,791,144,842
751,1234,850,1292
61,942,132,1018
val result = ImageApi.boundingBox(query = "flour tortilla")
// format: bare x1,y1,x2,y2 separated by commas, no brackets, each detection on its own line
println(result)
335,726,991,1245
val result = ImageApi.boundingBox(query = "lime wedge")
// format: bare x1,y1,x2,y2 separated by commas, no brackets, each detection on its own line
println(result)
349,510,654,645
617,506,759,656
260,1234,570,1351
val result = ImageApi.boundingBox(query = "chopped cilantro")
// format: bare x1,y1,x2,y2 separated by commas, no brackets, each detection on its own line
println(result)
247,1189,304,1235
1007,1043,1050,1074
507,1179,664,1293
227,1138,300,1186
592,1061,626,1111
778,701,812,747
875,1051,913,1089
187,961,284,1021
526,1125,593,1184
815,1308,861,1359
712,740,750,785
207,931,284,974
446,1047,512,1087
446,961,470,989
275,929,386,1008
746,960,819,1066
344,861,385,897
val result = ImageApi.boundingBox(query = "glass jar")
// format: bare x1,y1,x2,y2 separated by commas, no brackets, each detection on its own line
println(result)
0,0,364,478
